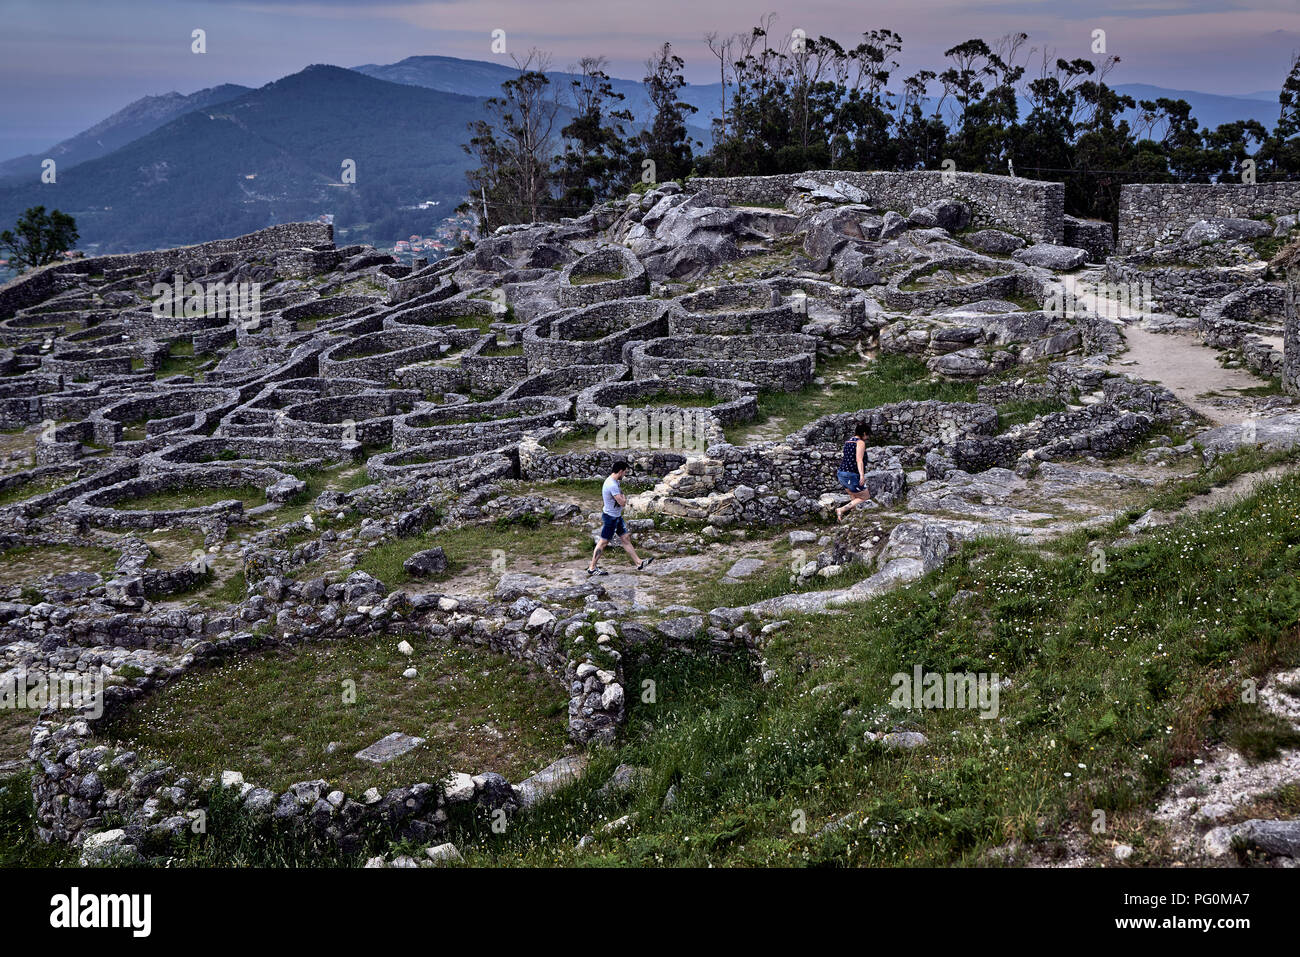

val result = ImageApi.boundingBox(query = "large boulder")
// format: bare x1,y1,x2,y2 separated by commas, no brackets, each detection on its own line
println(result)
929,200,972,233
1012,243,1088,271
966,229,1025,255
878,210,909,240
801,205,875,259
831,243,885,287
403,547,448,577
1180,217,1271,245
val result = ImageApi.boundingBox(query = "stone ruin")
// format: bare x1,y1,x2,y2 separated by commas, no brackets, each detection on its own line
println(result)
2,168,1297,865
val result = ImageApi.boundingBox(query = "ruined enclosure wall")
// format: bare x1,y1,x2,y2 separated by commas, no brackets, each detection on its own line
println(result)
1285,276,1300,397
0,222,335,319
687,170,1065,243
1117,183,1300,253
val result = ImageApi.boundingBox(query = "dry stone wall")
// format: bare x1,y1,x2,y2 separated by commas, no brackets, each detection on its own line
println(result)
687,170,1065,243
1117,182,1300,253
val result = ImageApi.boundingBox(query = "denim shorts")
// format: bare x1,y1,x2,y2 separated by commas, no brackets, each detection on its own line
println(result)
599,512,628,541
836,469,865,493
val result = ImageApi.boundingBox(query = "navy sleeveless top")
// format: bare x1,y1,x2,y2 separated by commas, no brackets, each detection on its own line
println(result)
840,438,861,472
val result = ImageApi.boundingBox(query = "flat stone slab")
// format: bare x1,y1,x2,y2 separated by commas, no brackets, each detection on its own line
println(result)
355,732,426,765
514,754,589,809
723,558,765,581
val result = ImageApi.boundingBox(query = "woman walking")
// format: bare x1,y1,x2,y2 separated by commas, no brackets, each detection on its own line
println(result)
835,421,872,522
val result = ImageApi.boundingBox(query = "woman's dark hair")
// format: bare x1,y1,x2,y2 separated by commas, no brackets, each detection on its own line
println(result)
853,421,868,438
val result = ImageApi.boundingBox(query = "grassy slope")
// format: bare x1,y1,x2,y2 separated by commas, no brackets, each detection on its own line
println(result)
4,453,1299,867
446,457,1300,866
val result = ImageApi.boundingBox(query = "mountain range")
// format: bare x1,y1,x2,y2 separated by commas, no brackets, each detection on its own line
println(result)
0,67,485,255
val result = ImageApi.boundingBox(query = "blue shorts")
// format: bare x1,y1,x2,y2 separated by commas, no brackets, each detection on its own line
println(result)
599,512,628,541
837,469,865,493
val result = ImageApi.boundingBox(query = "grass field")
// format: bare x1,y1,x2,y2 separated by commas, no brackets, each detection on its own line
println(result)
437,464,1300,866
98,637,570,795
726,353,977,444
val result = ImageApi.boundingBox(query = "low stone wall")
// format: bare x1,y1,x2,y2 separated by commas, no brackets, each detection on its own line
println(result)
1200,286,1287,380
499,363,627,401
669,285,802,335
392,396,570,449
366,435,519,482
522,300,671,372
687,170,1065,243
275,296,383,336
88,387,240,447
1285,277,1300,396
575,376,758,428
460,334,529,396
64,466,289,534
318,328,447,381
950,405,1154,472
383,298,499,351
21,552,628,855
1064,215,1114,262
884,258,1027,312
274,390,420,445
1106,259,1266,317
1117,182,1300,253
627,334,816,391
555,246,648,307
790,400,999,448
518,430,690,482
145,436,357,475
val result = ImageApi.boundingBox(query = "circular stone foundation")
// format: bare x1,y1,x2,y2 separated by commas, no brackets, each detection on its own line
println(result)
391,395,571,448
575,376,758,427
628,334,817,391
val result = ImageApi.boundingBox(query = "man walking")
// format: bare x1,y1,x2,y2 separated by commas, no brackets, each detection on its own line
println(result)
587,458,654,576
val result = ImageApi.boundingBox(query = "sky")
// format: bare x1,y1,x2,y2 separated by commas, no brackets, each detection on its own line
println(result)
1,0,1298,158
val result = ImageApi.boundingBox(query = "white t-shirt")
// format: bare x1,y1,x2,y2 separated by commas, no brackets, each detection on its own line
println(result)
602,475,622,517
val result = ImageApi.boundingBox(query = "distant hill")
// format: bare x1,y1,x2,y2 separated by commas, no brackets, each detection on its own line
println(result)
0,84,251,185
1112,84,1283,132
353,55,720,142
0,66,487,254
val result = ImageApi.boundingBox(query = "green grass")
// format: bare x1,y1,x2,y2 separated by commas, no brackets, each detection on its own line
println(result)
168,568,249,609
726,353,977,445
99,638,569,795
445,466,1300,866
0,473,74,507
569,271,626,286
0,774,72,867
539,427,602,454
0,544,116,589
629,390,723,410
996,399,1068,430
478,340,523,357
1252,232,1295,264
351,519,586,588
109,484,266,512
155,340,206,380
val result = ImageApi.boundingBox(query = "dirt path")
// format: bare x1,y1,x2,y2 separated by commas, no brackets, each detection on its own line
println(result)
1111,325,1269,426
1060,273,1272,427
